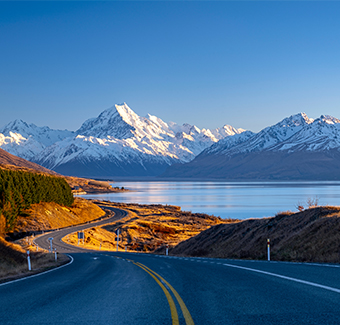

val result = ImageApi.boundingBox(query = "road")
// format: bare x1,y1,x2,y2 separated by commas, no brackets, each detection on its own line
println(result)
1,208,340,324
34,206,127,253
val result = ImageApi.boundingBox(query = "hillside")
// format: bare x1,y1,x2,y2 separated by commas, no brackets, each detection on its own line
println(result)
0,198,106,281
64,201,229,252
0,148,57,175
170,206,340,263
11,198,106,236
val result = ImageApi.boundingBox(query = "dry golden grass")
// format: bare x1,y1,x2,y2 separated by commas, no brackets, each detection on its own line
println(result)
0,198,105,281
171,206,340,263
12,198,105,234
0,237,69,282
64,201,232,253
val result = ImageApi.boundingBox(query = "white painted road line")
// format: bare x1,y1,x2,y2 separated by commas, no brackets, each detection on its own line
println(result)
0,255,74,287
223,263,340,294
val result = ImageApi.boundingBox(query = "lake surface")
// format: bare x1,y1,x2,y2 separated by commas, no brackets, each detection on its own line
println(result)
82,181,340,219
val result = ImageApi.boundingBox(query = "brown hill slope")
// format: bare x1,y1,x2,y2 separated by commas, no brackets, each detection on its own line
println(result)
170,206,340,263
65,201,230,252
7,198,106,237
0,148,58,175
0,198,106,281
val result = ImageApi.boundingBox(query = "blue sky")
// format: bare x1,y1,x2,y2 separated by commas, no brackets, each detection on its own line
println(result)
1,1,340,132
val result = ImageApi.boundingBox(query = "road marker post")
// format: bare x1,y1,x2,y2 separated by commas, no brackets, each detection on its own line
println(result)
116,229,120,252
166,244,169,256
77,232,84,245
54,249,57,261
48,237,53,253
27,250,31,271
267,238,270,261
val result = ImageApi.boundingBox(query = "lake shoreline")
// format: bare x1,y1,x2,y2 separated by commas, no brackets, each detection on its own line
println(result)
81,180,340,220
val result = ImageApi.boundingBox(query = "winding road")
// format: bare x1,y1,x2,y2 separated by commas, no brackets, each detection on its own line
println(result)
1,207,340,324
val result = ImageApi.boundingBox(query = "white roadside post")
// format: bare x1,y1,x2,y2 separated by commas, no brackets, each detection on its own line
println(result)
54,248,57,261
48,237,53,253
27,250,31,271
166,244,169,256
267,238,270,261
116,229,120,252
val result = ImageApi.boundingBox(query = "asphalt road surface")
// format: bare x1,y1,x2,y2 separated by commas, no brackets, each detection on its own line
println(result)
1,208,340,324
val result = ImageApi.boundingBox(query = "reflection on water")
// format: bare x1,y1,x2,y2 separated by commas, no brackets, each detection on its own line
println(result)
82,181,340,219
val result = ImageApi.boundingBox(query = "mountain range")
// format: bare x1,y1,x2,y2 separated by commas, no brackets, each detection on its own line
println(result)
162,113,340,180
0,103,244,177
1,104,340,180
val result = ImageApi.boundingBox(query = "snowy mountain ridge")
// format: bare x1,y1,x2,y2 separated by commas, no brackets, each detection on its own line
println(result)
0,103,245,176
202,112,339,157
2,105,340,178
162,112,340,180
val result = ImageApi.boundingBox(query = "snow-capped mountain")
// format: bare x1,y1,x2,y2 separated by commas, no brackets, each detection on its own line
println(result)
273,115,340,152
162,113,340,180
204,112,314,156
0,120,74,160
4,105,340,180
0,103,244,177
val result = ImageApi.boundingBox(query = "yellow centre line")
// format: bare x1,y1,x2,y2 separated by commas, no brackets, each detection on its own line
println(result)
134,261,195,325
133,262,179,325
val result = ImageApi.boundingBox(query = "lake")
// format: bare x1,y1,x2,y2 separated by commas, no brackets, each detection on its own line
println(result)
82,181,340,219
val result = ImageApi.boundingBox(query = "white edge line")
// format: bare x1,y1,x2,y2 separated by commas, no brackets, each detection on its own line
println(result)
223,263,340,294
0,254,74,287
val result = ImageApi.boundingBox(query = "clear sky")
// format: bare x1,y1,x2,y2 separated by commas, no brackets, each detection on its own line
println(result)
1,1,340,133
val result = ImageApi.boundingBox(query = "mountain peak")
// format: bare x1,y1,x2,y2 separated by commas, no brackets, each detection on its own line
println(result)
1,119,31,135
114,103,144,128
277,112,314,128
318,115,340,125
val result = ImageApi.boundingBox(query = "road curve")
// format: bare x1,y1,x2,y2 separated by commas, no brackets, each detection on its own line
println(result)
2,206,340,324
34,206,127,253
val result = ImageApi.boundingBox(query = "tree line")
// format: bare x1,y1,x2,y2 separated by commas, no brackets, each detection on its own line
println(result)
0,169,74,231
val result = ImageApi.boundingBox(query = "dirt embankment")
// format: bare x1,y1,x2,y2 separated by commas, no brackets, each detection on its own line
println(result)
65,201,230,253
170,206,340,263
7,197,106,239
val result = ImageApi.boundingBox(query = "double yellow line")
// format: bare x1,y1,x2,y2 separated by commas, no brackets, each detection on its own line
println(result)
132,261,194,325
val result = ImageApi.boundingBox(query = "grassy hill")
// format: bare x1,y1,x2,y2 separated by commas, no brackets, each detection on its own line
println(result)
170,206,340,263
64,201,228,252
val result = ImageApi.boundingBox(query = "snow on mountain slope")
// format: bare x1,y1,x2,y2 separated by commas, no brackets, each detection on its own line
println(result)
161,112,340,180
205,112,314,156
32,103,245,176
0,132,45,160
203,130,255,156
0,120,74,160
0,119,74,146
273,115,340,152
